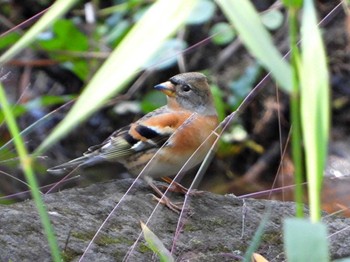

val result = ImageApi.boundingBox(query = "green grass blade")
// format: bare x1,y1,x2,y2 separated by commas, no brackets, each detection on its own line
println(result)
286,5,304,218
0,83,61,261
299,0,330,222
216,0,292,92
0,99,75,152
36,0,198,154
243,208,270,261
284,218,329,262
141,222,174,262
0,0,78,65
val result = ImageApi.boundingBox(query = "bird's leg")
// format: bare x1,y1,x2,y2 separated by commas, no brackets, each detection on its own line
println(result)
149,183,183,213
144,177,183,213
160,177,204,196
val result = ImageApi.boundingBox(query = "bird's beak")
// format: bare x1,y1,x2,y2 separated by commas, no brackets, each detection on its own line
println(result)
154,81,176,97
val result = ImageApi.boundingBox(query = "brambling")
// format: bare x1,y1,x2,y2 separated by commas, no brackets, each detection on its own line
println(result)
48,72,218,210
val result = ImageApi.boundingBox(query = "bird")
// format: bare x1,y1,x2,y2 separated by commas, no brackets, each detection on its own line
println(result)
48,72,219,211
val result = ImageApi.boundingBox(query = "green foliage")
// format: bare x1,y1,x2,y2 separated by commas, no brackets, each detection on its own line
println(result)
104,20,131,46
0,1,79,260
36,0,198,154
186,0,216,25
217,0,292,92
210,22,236,45
37,19,89,80
228,64,261,109
0,83,61,261
282,0,303,9
284,218,329,262
282,0,330,260
0,195,16,205
299,0,330,222
0,1,12,17
0,32,21,50
141,91,167,113
210,84,226,122
143,39,187,70
209,9,284,47
243,210,270,261
0,95,75,122
101,1,145,47
141,222,174,262
0,144,18,172
260,9,284,30
38,19,88,51
0,0,78,65
0,0,333,260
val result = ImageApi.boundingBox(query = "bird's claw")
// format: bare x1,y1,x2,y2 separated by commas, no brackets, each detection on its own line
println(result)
151,194,183,213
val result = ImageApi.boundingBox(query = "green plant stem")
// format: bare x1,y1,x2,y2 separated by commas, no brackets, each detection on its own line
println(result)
0,83,61,261
300,0,329,222
288,7,304,218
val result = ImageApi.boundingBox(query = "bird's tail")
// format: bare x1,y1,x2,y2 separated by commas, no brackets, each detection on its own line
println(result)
47,155,102,175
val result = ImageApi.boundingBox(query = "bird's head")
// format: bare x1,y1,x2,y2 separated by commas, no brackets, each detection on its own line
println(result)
154,72,217,116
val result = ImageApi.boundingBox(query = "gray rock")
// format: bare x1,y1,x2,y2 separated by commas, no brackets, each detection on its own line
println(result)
0,178,349,261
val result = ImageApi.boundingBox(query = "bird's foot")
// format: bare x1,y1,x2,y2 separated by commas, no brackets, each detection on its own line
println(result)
160,177,204,196
151,194,183,213
148,180,185,213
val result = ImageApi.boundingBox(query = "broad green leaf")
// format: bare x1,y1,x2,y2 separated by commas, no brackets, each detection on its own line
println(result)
37,0,198,153
210,85,226,121
0,0,78,65
38,19,88,51
62,60,89,81
217,0,292,92
300,0,330,222
229,64,261,96
228,64,261,108
141,90,167,113
141,222,174,262
284,218,329,262
143,39,187,70
210,22,236,45
261,9,284,30
186,0,216,25
38,19,89,80
0,32,21,49
282,0,303,9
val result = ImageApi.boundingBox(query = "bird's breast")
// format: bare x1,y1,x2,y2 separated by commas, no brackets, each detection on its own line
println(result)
123,113,218,179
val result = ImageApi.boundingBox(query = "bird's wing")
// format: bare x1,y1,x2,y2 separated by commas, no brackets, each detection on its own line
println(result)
85,126,170,160
83,109,184,161
47,109,193,175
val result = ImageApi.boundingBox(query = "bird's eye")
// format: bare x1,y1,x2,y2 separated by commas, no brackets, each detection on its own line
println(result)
182,84,191,92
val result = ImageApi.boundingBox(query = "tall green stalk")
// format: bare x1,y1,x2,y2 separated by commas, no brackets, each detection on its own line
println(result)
288,5,304,218
299,0,330,222
0,83,61,261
